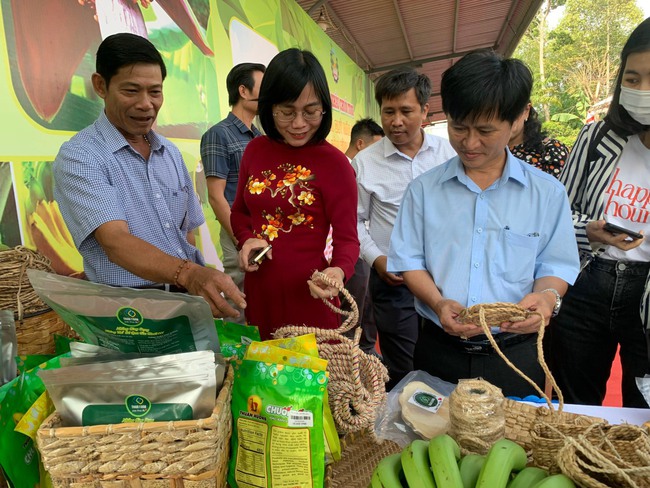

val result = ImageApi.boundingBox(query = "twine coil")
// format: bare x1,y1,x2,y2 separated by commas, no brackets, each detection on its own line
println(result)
448,378,506,455
0,246,53,319
273,271,389,435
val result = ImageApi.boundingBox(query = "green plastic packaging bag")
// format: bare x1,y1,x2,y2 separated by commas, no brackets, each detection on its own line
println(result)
0,355,64,487
215,320,261,359
228,359,328,488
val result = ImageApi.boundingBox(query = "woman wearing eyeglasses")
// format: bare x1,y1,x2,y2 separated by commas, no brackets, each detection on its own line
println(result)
230,48,359,339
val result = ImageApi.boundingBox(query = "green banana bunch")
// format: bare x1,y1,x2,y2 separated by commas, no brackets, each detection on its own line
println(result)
458,454,485,488
370,435,573,488
475,438,527,488
402,439,436,488
531,474,576,488
428,434,463,488
508,466,548,488
374,452,406,488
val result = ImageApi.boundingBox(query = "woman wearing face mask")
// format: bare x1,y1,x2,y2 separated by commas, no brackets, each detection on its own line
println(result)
230,48,359,339
549,18,650,408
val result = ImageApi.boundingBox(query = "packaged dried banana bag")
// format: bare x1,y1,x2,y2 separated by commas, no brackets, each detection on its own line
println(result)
228,358,328,488
28,270,220,354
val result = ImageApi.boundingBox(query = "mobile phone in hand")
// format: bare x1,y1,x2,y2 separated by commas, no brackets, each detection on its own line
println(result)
249,244,272,265
603,223,643,240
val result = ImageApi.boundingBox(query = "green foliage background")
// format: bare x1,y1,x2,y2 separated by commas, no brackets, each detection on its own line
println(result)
514,0,644,148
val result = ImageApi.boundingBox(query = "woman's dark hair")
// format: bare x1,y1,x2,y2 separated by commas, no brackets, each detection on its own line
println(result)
257,49,332,144
522,106,547,152
96,33,166,86
606,17,650,136
441,49,532,124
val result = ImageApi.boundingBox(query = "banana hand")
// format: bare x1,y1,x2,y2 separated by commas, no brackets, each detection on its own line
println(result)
508,466,548,488
375,452,405,488
428,434,463,488
402,439,436,488
475,438,527,488
28,200,82,275
458,453,485,488
531,474,576,488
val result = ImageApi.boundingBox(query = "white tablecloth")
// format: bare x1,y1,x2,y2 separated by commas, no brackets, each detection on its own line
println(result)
523,402,649,425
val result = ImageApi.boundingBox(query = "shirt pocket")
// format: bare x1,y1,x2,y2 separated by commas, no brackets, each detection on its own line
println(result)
496,228,539,284
161,185,190,231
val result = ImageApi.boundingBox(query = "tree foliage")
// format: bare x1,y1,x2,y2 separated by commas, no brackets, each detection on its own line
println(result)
514,0,643,146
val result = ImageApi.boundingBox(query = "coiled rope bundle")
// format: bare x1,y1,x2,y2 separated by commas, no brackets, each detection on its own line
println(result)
0,246,53,319
273,271,389,435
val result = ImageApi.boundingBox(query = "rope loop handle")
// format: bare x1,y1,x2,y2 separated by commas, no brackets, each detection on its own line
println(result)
311,270,359,336
457,302,564,412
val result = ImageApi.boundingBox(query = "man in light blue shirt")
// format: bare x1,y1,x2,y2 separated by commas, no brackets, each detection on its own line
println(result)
387,50,580,396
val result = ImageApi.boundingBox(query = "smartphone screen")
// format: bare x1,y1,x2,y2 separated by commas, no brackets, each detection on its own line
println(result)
603,223,643,240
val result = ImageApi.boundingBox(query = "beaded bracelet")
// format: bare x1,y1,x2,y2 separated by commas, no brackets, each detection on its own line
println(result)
173,259,189,287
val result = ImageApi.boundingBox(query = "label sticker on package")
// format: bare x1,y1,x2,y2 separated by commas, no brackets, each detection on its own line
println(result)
408,389,444,413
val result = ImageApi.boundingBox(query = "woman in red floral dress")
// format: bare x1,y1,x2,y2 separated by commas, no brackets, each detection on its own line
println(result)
230,48,359,339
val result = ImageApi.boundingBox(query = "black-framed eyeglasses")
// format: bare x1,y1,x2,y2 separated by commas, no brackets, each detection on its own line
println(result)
272,109,326,122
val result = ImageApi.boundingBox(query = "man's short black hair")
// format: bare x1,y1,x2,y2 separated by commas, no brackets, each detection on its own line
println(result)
96,33,167,86
258,48,332,144
374,68,431,108
226,63,266,106
441,49,532,124
350,118,384,143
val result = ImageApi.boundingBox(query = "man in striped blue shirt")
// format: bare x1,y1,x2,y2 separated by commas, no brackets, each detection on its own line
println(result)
53,33,246,319
200,63,265,321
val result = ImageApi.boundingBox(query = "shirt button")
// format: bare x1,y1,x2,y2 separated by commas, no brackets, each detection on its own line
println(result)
471,296,477,302
474,262,479,268
480,194,485,199
477,228,483,234
156,193,161,198
177,248,183,254
164,223,170,229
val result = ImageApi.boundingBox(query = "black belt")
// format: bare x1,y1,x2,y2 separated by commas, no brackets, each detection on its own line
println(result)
424,318,535,355
132,284,187,293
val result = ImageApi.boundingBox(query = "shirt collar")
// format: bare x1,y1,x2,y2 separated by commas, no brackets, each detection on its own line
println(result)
440,147,529,188
227,111,261,136
381,129,429,159
97,111,163,153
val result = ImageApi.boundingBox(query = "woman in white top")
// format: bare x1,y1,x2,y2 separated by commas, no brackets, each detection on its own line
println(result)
550,17,650,408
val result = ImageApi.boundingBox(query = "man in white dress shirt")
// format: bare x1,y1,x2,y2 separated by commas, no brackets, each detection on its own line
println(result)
352,68,456,389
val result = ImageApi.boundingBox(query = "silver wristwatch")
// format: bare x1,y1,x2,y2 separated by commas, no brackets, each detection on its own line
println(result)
541,288,562,317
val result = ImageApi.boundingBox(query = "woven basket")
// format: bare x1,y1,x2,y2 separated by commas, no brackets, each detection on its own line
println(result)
0,246,79,355
16,308,79,356
325,429,401,488
273,271,389,435
503,398,606,453
556,424,650,488
36,365,234,487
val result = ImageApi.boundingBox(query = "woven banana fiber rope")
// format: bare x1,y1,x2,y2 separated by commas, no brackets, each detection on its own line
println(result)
0,245,53,319
457,302,612,471
325,429,401,488
274,271,389,435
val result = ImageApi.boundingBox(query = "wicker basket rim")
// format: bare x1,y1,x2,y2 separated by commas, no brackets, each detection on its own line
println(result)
37,363,233,440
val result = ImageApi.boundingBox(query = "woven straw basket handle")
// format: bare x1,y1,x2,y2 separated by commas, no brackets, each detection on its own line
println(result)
458,302,564,412
312,270,360,337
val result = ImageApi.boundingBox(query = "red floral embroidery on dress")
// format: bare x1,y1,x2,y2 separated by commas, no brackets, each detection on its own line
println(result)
246,163,316,241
